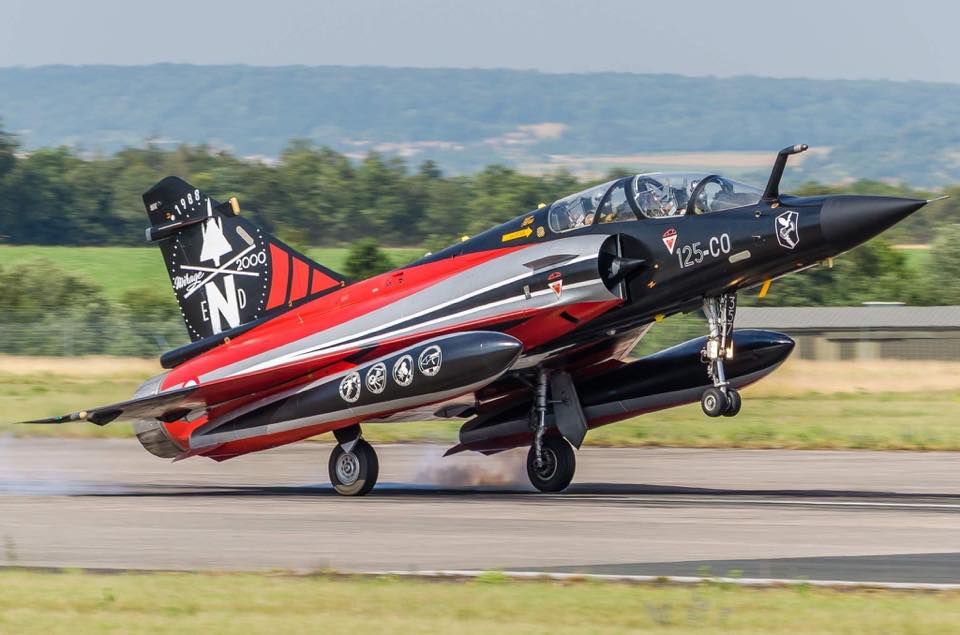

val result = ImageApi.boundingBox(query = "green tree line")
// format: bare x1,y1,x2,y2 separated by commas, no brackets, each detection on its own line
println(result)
1,125,958,249
0,127,584,249
3,125,960,356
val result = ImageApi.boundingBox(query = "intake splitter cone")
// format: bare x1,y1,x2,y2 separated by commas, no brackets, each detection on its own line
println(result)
605,256,646,286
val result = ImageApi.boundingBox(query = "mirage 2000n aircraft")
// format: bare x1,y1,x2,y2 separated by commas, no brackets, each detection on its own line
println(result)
24,145,941,495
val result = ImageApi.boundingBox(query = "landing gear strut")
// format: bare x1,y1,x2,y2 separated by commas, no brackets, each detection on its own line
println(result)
701,293,742,418
527,368,576,492
328,425,379,496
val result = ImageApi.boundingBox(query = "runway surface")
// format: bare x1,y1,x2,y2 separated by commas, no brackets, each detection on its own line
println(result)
2,438,960,582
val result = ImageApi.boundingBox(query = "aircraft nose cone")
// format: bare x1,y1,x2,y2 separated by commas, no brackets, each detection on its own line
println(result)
820,195,927,250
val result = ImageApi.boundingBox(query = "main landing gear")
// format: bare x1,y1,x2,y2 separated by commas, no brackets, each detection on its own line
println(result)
328,369,583,496
328,424,379,496
526,368,577,492
700,293,742,418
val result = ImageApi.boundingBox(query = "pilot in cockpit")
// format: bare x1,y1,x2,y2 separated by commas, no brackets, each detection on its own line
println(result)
634,178,676,218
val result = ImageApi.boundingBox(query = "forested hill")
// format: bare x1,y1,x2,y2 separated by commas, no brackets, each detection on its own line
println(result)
2,65,960,186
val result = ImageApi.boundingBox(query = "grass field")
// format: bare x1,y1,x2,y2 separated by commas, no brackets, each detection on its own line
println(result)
0,246,426,301
3,356,960,450
0,570,957,634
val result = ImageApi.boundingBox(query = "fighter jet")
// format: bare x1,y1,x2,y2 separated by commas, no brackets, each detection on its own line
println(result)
24,145,939,495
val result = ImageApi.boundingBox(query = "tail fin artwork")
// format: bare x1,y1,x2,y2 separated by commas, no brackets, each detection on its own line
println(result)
143,177,349,343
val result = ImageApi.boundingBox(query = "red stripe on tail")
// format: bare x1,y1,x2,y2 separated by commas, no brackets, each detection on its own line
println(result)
289,258,309,301
266,244,290,309
310,267,337,294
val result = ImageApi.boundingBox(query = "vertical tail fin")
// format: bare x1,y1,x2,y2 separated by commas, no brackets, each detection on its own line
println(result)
143,177,348,342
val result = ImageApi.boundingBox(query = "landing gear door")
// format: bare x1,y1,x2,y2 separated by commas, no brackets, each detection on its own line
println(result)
550,372,588,449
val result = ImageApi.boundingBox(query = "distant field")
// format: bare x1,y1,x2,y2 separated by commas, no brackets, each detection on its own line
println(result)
4,356,960,451
0,244,933,303
1,570,959,634
895,243,931,271
0,246,425,301
520,147,832,181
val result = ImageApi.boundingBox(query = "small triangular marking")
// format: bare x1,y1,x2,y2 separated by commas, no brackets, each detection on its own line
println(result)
549,279,563,298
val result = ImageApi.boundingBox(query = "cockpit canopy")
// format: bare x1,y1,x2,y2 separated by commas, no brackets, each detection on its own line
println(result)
546,180,617,234
548,172,763,232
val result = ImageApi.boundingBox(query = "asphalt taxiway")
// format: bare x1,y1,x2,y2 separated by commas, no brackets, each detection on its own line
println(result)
1,439,959,582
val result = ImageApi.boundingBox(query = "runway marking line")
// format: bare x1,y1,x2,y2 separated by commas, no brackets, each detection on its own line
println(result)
2,564,958,592
557,495,960,511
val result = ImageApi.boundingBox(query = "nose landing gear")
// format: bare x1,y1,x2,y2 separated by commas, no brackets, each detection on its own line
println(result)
700,293,742,418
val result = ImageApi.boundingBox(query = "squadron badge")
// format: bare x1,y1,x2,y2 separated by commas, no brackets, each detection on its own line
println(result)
365,363,387,394
338,372,362,403
393,355,414,386
775,210,800,249
418,345,442,377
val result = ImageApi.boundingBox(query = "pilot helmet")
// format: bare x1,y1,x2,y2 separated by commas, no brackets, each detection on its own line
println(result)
636,177,676,217
659,191,677,216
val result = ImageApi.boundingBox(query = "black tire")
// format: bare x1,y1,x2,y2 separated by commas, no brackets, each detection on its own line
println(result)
723,388,742,417
328,439,379,496
526,436,576,493
701,387,728,418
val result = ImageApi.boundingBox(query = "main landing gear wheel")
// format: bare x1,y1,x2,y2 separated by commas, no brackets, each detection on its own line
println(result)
723,388,742,417
526,436,576,493
328,439,379,496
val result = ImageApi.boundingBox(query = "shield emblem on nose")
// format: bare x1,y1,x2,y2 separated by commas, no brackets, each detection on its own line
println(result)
775,211,800,249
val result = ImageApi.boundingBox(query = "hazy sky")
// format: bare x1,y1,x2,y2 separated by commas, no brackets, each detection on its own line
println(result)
1,0,956,82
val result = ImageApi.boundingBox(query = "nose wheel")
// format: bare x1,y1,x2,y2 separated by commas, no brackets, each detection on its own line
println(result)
723,387,742,417
701,386,741,417
700,293,742,418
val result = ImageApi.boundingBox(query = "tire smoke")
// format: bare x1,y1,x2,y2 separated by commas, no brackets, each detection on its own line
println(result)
413,446,533,490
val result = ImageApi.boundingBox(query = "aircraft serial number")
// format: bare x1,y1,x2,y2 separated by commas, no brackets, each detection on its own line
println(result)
677,233,731,269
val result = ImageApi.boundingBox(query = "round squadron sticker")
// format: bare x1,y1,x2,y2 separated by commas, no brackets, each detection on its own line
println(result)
418,345,442,377
338,372,362,403
392,355,414,387
365,362,387,394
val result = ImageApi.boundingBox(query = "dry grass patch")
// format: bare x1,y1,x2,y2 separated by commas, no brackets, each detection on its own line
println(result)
0,356,161,378
747,359,960,396
2,357,959,450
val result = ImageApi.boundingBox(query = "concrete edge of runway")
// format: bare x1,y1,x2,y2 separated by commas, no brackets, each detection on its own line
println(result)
4,564,960,592
366,570,960,591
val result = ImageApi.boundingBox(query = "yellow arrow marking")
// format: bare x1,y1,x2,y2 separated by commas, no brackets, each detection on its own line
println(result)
501,227,533,242
759,278,772,298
